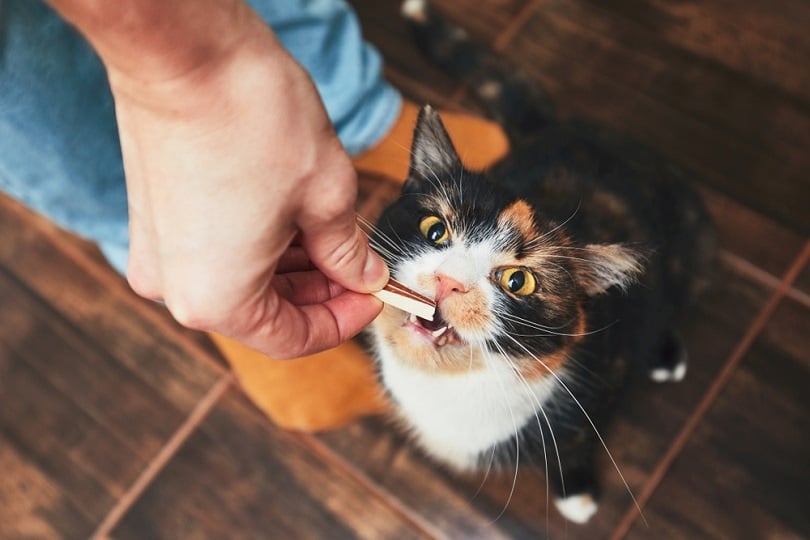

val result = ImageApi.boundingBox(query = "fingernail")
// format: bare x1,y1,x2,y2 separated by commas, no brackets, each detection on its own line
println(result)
363,252,389,291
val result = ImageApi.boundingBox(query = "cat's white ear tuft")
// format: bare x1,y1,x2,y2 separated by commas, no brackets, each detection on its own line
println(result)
579,243,646,296
406,105,463,189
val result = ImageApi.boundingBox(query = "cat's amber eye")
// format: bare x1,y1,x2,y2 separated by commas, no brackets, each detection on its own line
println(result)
497,267,537,296
419,215,450,245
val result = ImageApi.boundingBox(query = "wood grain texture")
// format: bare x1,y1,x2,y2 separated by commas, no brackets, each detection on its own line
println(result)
0,271,220,537
111,389,425,540
501,0,809,233
0,195,223,537
699,187,806,279
581,0,810,99
0,195,224,409
430,0,531,45
627,298,810,539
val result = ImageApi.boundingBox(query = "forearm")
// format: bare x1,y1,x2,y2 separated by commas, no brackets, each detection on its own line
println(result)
44,0,271,84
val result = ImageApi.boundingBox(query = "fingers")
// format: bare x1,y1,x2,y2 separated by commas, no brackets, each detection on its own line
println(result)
296,148,389,295
271,269,343,306
276,246,314,273
244,289,383,359
304,222,389,293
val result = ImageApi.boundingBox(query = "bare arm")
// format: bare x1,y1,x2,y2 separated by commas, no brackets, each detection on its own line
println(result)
45,0,388,357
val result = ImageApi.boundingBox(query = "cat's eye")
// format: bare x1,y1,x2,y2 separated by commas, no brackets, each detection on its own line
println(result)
496,267,537,296
419,215,450,245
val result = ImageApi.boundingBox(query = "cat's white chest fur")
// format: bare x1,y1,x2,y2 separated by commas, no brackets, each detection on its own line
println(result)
377,344,556,470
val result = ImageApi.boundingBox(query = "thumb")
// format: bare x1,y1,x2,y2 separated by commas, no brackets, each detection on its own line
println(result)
300,208,389,294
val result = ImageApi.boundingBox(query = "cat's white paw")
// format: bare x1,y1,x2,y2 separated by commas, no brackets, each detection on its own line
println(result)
401,0,427,21
650,358,687,383
555,494,598,524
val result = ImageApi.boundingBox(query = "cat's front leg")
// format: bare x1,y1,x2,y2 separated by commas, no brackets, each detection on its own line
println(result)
548,449,600,524
648,331,688,383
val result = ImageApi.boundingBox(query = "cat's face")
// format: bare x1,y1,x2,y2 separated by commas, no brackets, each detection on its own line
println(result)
370,107,642,380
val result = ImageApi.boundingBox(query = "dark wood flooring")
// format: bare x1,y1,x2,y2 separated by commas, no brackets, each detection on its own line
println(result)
1,1,808,538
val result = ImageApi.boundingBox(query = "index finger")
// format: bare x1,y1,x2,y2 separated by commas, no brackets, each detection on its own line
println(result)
241,288,383,359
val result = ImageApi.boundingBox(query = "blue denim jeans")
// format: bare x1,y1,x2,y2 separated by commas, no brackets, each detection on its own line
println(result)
0,0,401,273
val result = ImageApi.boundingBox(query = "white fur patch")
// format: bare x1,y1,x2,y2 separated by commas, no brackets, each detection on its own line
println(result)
376,341,557,470
555,494,598,524
650,360,687,383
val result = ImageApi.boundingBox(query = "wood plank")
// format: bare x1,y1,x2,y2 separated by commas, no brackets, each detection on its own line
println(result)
698,186,805,279
430,0,531,45
0,270,194,459
503,0,809,233
627,298,810,538
580,0,810,99
0,271,220,536
111,388,426,539
317,259,774,536
0,195,223,535
0,194,223,411
0,443,94,539
796,266,810,301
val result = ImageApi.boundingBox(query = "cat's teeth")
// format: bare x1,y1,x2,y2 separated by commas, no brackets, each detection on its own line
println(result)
432,326,448,338
408,313,418,324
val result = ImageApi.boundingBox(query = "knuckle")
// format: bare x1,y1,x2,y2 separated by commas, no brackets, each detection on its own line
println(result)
322,230,364,271
165,296,222,331
163,281,227,331
126,266,161,301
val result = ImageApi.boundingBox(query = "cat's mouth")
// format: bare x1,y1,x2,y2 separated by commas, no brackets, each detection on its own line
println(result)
405,310,464,348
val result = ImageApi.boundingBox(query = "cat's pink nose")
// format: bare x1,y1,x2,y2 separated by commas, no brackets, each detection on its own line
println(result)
435,273,467,303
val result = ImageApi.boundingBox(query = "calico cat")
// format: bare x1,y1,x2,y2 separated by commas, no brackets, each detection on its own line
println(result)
366,0,714,524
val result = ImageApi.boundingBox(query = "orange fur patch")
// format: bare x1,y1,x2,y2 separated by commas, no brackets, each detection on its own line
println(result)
373,305,485,373
499,199,537,240
517,307,587,381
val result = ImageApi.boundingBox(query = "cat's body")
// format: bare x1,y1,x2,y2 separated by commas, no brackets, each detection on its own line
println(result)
367,0,714,524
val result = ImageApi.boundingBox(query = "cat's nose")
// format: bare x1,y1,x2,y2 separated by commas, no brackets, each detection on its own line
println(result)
435,273,467,303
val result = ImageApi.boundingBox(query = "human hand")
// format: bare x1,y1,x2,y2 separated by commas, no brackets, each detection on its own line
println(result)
49,0,388,357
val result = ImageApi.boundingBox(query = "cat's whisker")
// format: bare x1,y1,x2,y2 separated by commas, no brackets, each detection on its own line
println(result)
534,199,583,244
499,314,619,339
492,341,562,531
358,216,403,255
495,310,613,339
497,310,570,331
541,260,576,285
478,343,521,523
468,343,497,501
502,334,647,526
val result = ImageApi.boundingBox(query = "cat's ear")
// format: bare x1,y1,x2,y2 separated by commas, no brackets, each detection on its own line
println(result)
578,244,646,296
405,105,462,190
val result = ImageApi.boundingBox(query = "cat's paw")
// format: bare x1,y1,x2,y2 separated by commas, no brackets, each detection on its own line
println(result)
649,333,688,383
554,493,598,524
401,0,427,21
650,359,687,383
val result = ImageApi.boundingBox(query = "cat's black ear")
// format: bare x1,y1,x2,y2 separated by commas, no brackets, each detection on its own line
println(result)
405,105,462,190
578,244,646,296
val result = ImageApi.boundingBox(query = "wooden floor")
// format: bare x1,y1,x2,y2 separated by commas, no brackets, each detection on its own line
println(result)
2,1,809,538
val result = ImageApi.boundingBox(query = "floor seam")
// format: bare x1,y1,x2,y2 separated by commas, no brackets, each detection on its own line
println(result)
0,199,229,375
291,432,447,540
494,0,543,52
90,371,235,539
609,240,810,539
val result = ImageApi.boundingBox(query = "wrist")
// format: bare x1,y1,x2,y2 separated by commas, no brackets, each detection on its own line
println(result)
46,0,277,86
